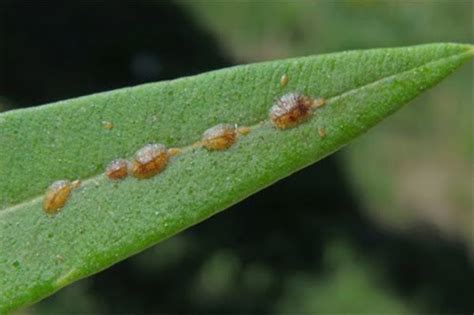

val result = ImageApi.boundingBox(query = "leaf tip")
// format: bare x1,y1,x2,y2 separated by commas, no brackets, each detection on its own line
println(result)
468,44,474,56
456,43,474,57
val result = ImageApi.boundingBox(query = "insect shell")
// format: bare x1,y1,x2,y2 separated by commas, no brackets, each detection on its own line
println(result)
131,143,169,179
201,123,237,150
43,180,79,214
269,92,314,129
105,159,130,180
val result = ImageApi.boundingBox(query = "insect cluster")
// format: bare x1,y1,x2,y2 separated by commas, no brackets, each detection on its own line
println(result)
42,73,326,214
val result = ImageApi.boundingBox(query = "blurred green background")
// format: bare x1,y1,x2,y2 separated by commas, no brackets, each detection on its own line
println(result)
1,1,473,313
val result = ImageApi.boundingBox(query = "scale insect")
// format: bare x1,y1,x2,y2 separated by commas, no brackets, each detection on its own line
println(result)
105,159,130,180
270,93,313,129
201,123,237,150
237,126,251,136
131,143,169,179
102,121,114,130
167,148,182,157
318,127,326,138
43,180,80,214
280,74,289,88
269,92,325,129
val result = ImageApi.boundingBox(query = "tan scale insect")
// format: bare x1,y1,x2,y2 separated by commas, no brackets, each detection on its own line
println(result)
105,159,130,180
237,126,251,136
71,180,81,188
131,143,169,179
269,92,326,129
167,148,182,157
318,127,326,138
312,98,326,109
43,179,80,214
201,123,237,150
102,121,114,130
280,74,289,88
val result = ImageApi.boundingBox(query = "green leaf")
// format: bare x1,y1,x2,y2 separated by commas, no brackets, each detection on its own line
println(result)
0,43,472,312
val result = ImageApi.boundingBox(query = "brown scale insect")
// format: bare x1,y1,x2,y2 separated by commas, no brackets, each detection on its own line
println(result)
105,159,130,180
269,92,326,129
43,179,80,214
131,143,169,179
269,93,314,129
201,123,237,150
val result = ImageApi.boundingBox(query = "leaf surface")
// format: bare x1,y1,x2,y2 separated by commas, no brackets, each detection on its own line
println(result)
0,43,472,312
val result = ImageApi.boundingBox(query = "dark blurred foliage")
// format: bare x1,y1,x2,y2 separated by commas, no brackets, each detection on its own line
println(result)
0,0,229,107
1,1,473,313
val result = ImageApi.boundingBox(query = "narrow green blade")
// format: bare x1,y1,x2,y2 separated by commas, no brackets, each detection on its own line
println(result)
0,43,472,312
